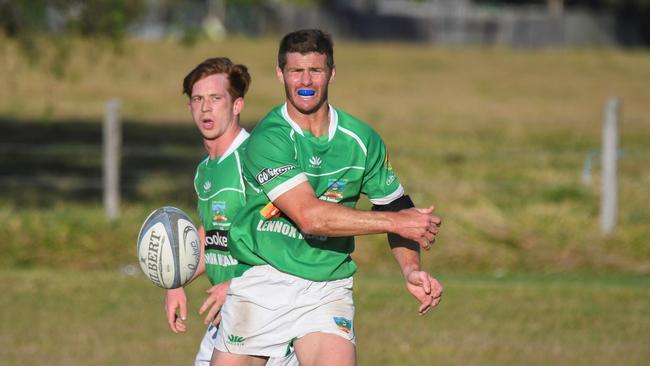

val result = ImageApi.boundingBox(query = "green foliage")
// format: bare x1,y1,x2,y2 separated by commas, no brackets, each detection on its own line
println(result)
67,0,144,41
0,0,144,39
0,0,145,76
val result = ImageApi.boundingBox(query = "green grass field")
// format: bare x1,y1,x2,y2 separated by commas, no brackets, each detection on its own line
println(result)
1,35,649,365
1,270,649,366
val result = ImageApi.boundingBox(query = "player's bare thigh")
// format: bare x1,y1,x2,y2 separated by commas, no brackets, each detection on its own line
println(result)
294,332,356,366
210,350,268,366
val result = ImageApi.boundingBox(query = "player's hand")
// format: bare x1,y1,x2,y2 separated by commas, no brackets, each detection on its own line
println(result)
165,287,188,333
393,206,441,251
199,281,231,326
405,270,443,315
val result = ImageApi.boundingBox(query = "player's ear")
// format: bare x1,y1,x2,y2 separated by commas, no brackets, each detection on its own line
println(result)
276,65,284,84
328,67,336,84
233,97,244,116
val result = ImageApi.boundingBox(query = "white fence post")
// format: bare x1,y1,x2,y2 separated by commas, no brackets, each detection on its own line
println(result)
600,97,619,235
103,98,122,222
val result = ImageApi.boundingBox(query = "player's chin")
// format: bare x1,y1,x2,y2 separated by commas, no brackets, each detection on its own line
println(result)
201,131,222,141
291,98,325,115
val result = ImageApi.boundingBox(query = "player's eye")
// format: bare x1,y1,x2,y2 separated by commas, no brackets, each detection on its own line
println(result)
210,95,220,103
191,96,202,104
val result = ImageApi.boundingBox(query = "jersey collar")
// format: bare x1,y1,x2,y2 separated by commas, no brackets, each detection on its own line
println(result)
281,102,339,142
213,128,249,164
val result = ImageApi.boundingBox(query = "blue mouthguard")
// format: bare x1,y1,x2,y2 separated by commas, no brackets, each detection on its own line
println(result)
297,90,315,96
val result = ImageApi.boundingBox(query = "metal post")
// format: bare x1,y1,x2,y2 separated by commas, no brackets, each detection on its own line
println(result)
103,98,121,222
600,97,619,235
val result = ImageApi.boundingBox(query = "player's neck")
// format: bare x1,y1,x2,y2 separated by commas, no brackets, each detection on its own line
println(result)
204,123,241,159
286,101,330,138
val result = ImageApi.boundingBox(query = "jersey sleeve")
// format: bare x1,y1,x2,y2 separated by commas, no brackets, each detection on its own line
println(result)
243,128,308,202
361,132,404,205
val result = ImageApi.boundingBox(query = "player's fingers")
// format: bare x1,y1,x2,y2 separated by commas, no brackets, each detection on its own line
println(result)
175,317,187,333
418,237,431,251
204,305,221,325
199,295,216,315
420,272,432,295
212,313,222,327
432,281,444,299
429,221,439,234
432,295,442,308
418,295,434,315
166,306,179,333
179,299,188,321
431,214,442,226
415,206,434,214
167,317,178,333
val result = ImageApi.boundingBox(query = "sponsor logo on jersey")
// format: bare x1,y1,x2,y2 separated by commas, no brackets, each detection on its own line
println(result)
211,201,227,223
203,180,212,192
333,316,352,334
226,334,245,346
205,229,229,251
256,165,295,185
309,155,322,168
205,252,237,266
386,175,396,186
323,179,347,201
256,219,299,239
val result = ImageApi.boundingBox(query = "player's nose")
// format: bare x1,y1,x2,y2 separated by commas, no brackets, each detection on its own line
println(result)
299,70,312,85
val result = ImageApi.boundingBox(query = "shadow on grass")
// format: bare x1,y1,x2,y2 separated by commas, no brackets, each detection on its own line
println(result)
0,117,228,207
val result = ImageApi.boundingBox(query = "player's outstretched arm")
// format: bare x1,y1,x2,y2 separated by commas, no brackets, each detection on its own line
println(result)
390,241,443,315
373,194,443,314
272,182,440,248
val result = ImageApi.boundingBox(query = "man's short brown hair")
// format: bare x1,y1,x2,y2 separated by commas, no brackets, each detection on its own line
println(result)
278,29,334,71
183,57,251,100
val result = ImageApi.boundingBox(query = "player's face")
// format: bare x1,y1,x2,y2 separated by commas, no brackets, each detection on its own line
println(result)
188,73,242,141
277,52,335,116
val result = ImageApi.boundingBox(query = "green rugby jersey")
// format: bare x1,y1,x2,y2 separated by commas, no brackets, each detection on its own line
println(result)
194,129,248,286
229,104,404,281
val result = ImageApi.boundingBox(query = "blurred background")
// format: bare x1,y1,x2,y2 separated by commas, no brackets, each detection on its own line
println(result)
1,1,649,365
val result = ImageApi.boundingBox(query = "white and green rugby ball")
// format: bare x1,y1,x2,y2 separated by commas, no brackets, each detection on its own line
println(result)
137,206,200,289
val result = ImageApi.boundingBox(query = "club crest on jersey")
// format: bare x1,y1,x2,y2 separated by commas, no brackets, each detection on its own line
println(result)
211,201,227,223
203,180,212,192
309,155,322,168
256,165,295,185
333,316,352,334
322,179,347,201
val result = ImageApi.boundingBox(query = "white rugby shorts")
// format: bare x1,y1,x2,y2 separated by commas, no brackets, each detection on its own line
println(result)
215,265,355,357
195,323,298,366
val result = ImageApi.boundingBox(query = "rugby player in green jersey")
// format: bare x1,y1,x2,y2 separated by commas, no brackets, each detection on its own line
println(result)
211,30,443,366
163,58,296,366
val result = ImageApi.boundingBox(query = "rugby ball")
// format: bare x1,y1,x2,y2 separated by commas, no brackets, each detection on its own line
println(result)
137,206,200,289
